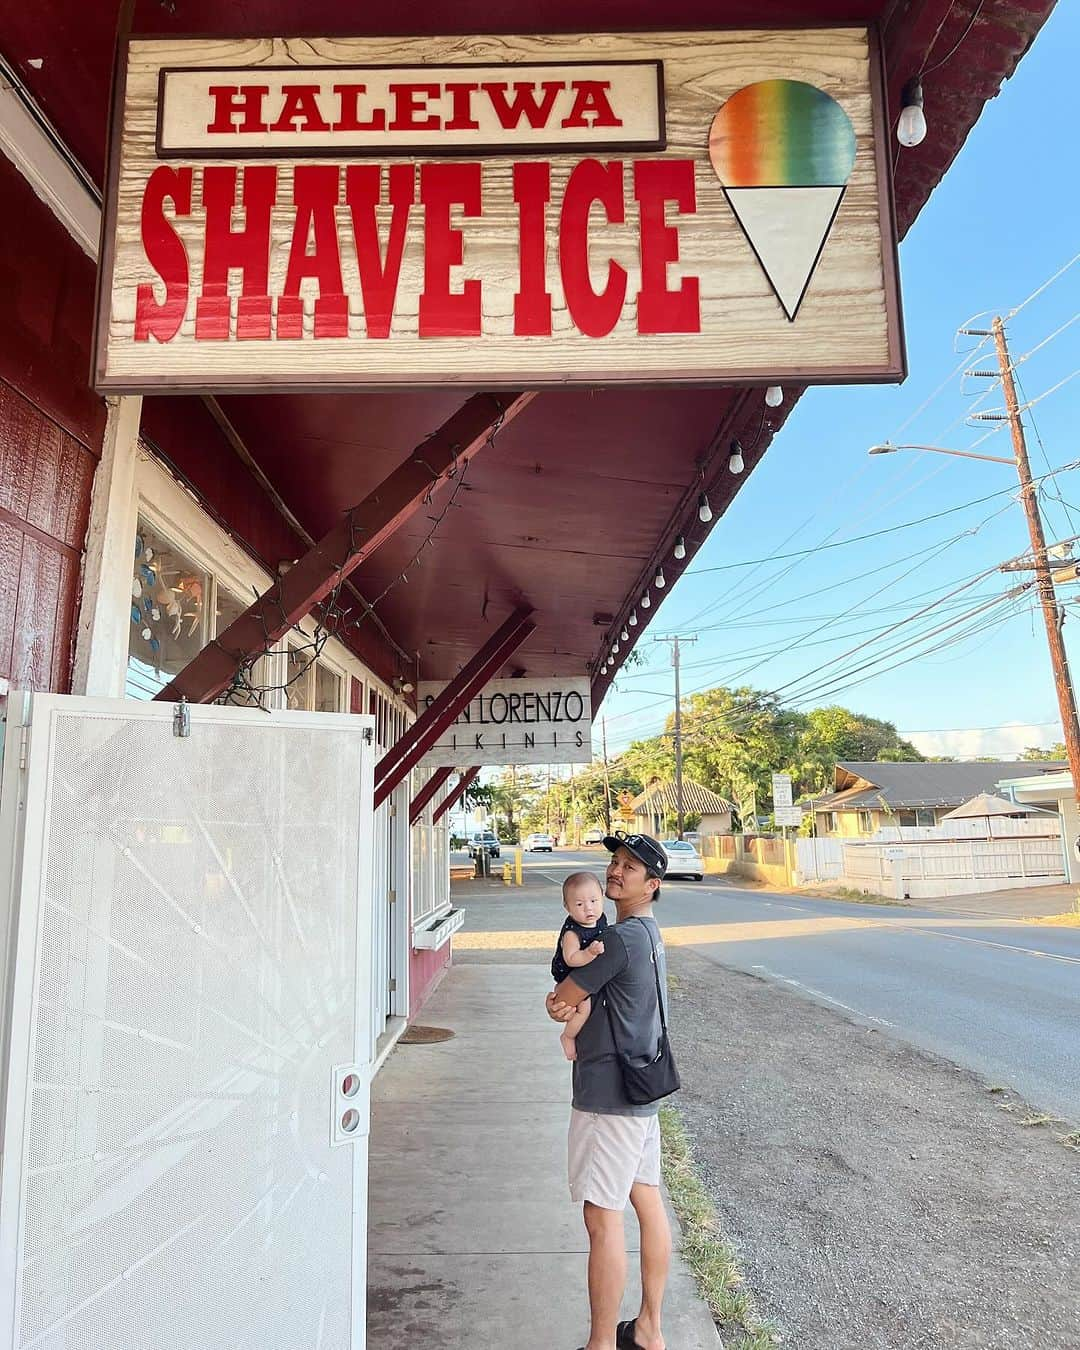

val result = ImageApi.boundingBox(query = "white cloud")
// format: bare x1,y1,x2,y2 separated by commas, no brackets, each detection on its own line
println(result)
904,721,1062,761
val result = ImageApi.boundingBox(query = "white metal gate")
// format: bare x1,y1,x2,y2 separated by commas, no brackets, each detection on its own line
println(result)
0,694,375,1350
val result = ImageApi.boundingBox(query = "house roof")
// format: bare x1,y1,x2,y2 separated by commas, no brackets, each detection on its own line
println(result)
632,780,734,815
810,761,1067,812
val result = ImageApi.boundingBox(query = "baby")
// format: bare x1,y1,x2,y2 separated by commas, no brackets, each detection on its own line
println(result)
550,871,608,1061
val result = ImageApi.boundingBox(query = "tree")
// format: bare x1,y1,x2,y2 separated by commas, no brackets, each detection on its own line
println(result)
1022,743,1067,760
794,705,922,794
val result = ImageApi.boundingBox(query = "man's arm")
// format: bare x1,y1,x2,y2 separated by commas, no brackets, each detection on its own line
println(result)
545,931,628,1021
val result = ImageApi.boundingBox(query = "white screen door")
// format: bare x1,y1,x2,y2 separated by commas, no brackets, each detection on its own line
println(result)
0,695,375,1350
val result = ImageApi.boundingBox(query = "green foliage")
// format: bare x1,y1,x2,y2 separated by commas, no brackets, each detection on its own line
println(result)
1022,742,1067,760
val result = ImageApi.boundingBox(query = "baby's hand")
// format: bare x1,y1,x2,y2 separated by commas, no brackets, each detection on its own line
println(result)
584,940,605,960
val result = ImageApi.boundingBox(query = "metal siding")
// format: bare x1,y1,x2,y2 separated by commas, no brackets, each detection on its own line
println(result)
0,380,96,692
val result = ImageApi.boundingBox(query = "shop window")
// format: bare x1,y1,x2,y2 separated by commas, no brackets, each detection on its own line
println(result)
285,645,343,713
126,521,210,700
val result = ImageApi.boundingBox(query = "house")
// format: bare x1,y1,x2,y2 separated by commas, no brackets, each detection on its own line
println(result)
810,761,1066,837
631,779,734,837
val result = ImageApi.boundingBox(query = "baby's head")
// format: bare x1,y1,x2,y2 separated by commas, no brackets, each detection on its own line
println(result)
562,871,605,928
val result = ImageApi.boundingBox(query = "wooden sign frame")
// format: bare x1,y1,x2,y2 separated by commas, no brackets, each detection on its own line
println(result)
93,27,905,394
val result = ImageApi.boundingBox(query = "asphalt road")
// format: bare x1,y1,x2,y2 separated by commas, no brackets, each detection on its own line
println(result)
462,846,1080,1124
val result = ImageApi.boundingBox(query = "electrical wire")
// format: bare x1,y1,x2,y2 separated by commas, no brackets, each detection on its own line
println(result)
921,0,988,76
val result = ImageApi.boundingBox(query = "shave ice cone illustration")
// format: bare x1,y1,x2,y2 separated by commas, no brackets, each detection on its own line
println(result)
709,80,857,321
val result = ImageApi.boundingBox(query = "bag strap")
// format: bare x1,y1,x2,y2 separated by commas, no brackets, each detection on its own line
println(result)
601,917,668,1047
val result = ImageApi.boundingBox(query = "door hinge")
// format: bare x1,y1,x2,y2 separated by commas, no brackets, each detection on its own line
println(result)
362,726,373,745
18,725,30,770
388,978,397,993
389,803,397,818
388,889,397,905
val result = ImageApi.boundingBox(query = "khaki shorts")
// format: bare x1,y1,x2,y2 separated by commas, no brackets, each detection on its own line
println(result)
567,1107,661,1210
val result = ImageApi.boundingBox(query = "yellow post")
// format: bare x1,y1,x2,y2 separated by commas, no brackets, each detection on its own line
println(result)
515,847,523,886
502,861,511,885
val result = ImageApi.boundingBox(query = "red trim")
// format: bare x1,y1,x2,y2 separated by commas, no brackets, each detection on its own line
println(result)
409,765,455,825
152,391,534,704
432,767,480,825
374,607,534,807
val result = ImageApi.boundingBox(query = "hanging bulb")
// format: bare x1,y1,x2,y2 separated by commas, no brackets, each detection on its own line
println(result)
674,535,686,560
654,567,666,589
612,641,620,654
765,385,783,408
601,663,608,675
729,439,745,475
641,592,651,609
629,610,638,626
897,77,926,148
621,627,629,642
698,493,713,523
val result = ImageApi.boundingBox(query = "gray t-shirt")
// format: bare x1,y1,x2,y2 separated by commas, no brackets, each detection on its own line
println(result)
568,914,669,1118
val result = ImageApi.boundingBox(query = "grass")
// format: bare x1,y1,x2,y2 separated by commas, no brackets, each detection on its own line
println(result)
800,883,908,907
659,1106,778,1349
1033,893,1080,927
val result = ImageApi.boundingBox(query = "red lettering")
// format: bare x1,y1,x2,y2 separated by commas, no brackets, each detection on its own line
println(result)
196,166,276,340
345,164,415,340
206,85,269,134
482,81,563,130
444,83,480,131
388,83,441,132
278,166,347,339
559,159,626,339
135,166,192,343
512,162,551,336
269,85,331,134
633,160,700,335
332,84,386,132
561,81,621,129
418,162,482,338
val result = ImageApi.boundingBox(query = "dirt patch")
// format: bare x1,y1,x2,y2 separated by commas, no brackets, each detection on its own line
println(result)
667,945,1080,1350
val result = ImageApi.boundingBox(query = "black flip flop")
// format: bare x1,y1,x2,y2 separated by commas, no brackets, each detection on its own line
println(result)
616,1319,643,1349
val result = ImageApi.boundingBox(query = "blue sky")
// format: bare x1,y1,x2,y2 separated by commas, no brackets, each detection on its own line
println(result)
600,3,1079,761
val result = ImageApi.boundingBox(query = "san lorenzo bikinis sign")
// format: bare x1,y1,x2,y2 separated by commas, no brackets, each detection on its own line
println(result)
93,29,904,392
417,677,592,767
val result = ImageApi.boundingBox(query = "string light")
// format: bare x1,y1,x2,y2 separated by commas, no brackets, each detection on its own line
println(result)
728,439,745,475
674,535,686,560
765,385,783,408
601,663,608,675
698,494,713,523
621,627,629,641
897,77,926,147
629,610,638,626
612,640,620,654
641,592,651,609
654,567,666,589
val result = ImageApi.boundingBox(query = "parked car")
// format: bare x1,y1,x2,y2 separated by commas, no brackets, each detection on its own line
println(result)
582,828,605,845
467,831,501,859
661,839,704,880
523,832,555,852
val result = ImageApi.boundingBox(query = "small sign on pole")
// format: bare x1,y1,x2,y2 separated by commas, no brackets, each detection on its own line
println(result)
771,773,793,809
775,806,803,828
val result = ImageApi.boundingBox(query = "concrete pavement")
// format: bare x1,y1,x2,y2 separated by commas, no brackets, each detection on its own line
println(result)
367,963,722,1350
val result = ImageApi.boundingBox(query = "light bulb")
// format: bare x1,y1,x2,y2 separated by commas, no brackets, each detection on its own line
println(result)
612,641,619,654
897,77,926,148
621,628,629,642
729,440,745,475
629,610,638,626
674,535,686,560
641,592,651,609
698,493,713,523
601,663,608,675
765,385,783,408
655,567,666,589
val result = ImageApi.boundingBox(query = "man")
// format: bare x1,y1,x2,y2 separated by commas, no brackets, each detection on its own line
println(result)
547,832,674,1350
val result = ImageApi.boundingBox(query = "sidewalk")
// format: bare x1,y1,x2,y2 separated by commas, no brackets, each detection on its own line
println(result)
367,963,722,1350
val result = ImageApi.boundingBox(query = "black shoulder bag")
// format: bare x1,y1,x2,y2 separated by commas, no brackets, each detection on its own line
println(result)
603,918,681,1105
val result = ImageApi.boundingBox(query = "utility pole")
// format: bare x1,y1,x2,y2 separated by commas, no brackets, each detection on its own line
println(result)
654,634,697,838
601,717,613,834
993,315,1080,804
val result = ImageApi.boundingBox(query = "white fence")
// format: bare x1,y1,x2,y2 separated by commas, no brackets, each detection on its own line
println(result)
842,835,1065,898
795,837,844,883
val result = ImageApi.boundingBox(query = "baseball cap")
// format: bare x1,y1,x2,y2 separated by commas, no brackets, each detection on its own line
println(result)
602,830,668,879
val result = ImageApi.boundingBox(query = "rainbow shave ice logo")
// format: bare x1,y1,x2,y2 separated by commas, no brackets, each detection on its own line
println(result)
709,79,857,321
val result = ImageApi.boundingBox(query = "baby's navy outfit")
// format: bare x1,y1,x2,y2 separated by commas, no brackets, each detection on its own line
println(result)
551,912,609,983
